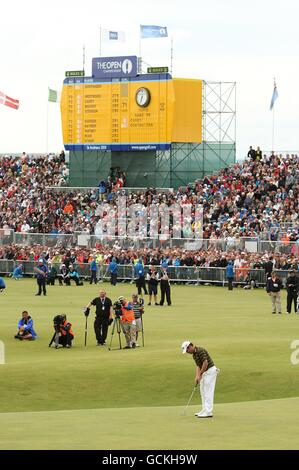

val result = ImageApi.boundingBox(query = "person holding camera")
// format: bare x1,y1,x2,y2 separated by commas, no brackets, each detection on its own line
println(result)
135,259,148,295
85,290,113,346
286,269,299,314
15,310,37,340
118,296,136,349
132,294,144,346
34,258,48,296
160,270,172,306
146,266,159,306
52,314,74,348
0,276,6,292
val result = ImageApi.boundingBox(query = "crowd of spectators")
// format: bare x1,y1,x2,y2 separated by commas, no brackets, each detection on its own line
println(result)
0,245,298,272
0,149,298,242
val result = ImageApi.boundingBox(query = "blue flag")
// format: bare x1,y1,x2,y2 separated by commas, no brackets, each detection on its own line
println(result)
140,25,168,38
270,81,278,110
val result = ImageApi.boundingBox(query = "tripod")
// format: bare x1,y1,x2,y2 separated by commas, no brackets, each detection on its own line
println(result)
48,331,59,348
108,317,123,351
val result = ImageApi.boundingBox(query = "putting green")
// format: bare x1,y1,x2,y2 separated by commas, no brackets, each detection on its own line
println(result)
1,279,299,449
1,397,299,449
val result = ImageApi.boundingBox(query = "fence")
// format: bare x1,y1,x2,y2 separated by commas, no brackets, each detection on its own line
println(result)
1,229,299,255
0,261,294,287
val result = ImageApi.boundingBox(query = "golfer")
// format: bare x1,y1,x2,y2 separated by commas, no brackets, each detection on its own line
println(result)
181,340,219,418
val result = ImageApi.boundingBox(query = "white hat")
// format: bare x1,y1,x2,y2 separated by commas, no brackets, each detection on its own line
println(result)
181,341,191,354
38,258,43,263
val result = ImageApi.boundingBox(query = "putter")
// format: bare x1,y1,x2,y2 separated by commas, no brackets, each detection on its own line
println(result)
84,315,88,347
181,384,197,416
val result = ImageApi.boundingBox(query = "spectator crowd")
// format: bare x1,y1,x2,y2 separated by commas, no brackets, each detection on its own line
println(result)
0,149,298,243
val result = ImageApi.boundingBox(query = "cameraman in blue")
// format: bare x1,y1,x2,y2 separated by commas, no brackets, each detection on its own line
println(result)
135,258,148,295
226,261,234,291
0,277,6,292
109,257,118,286
15,310,37,341
12,263,23,280
35,258,48,296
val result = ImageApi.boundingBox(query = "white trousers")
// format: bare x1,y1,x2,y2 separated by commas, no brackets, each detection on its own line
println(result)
199,366,219,414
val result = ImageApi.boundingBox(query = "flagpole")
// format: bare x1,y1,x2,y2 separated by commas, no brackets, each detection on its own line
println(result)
271,77,275,151
138,32,142,73
170,37,173,75
83,44,86,75
46,89,49,154
272,106,275,152
99,27,102,56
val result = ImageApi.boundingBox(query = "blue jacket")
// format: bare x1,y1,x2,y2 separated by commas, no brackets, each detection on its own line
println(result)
36,264,48,280
13,266,23,277
135,262,144,277
69,270,79,279
18,317,37,339
226,263,234,278
90,260,97,271
109,260,118,274
0,277,6,289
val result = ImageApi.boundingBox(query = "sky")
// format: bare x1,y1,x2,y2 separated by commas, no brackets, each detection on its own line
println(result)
1,0,299,159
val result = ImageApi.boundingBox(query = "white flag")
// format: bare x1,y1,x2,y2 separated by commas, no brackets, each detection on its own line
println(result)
102,29,126,42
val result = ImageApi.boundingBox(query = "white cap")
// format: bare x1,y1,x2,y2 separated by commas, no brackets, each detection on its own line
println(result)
181,341,191,354
38,258,43,263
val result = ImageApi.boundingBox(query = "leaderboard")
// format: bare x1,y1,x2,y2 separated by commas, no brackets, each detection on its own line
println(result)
60,75,173,151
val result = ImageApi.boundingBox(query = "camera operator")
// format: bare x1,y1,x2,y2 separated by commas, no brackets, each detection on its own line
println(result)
85,290,113,345
52,314,74,348
132,294,144,347
286,269,299,314
146,266,159,306
59,263,69,285
118,296,136,349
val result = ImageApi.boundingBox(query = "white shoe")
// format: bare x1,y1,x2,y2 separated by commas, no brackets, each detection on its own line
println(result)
194,410,206,417
197,412,213,418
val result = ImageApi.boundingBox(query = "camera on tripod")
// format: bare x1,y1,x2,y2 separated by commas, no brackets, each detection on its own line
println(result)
53,314,66,332
113,301,123,318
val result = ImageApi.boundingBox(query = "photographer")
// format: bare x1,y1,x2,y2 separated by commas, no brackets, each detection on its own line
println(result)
146,266,159,306
286,269,299,314
132,294,144,347
59,263,69,285
134,259,148,295
15,311,37,341
118,296,136,349
52,314,74,348
68,265,83,286
85,290,113,345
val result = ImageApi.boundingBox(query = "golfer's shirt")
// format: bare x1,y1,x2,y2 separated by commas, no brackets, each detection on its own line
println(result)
193,347,214,370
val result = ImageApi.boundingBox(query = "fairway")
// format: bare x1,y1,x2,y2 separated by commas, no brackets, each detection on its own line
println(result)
1,279,299,449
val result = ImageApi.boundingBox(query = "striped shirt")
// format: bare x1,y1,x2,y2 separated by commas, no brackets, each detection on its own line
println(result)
132,302,143,319
192,347,214,369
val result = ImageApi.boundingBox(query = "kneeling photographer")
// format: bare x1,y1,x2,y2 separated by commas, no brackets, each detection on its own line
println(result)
84,290,113,346
118,296,136,349
50,314,74,348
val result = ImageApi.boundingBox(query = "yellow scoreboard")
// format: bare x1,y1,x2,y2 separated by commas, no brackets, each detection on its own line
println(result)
61,74,202,151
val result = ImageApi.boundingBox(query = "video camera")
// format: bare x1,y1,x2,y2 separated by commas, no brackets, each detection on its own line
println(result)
53,314,66,332
113,301,123,318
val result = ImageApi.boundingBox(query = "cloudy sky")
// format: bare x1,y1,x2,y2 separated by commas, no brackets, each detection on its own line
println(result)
0,0,299,158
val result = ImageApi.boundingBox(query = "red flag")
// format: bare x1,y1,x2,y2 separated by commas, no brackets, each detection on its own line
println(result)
0,90,19,109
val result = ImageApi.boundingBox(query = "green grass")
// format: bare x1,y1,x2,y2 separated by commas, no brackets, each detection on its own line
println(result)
1,278,299,449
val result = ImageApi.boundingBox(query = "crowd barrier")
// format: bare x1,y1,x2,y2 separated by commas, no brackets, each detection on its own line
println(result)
0,261,294,287
1,229,299,255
